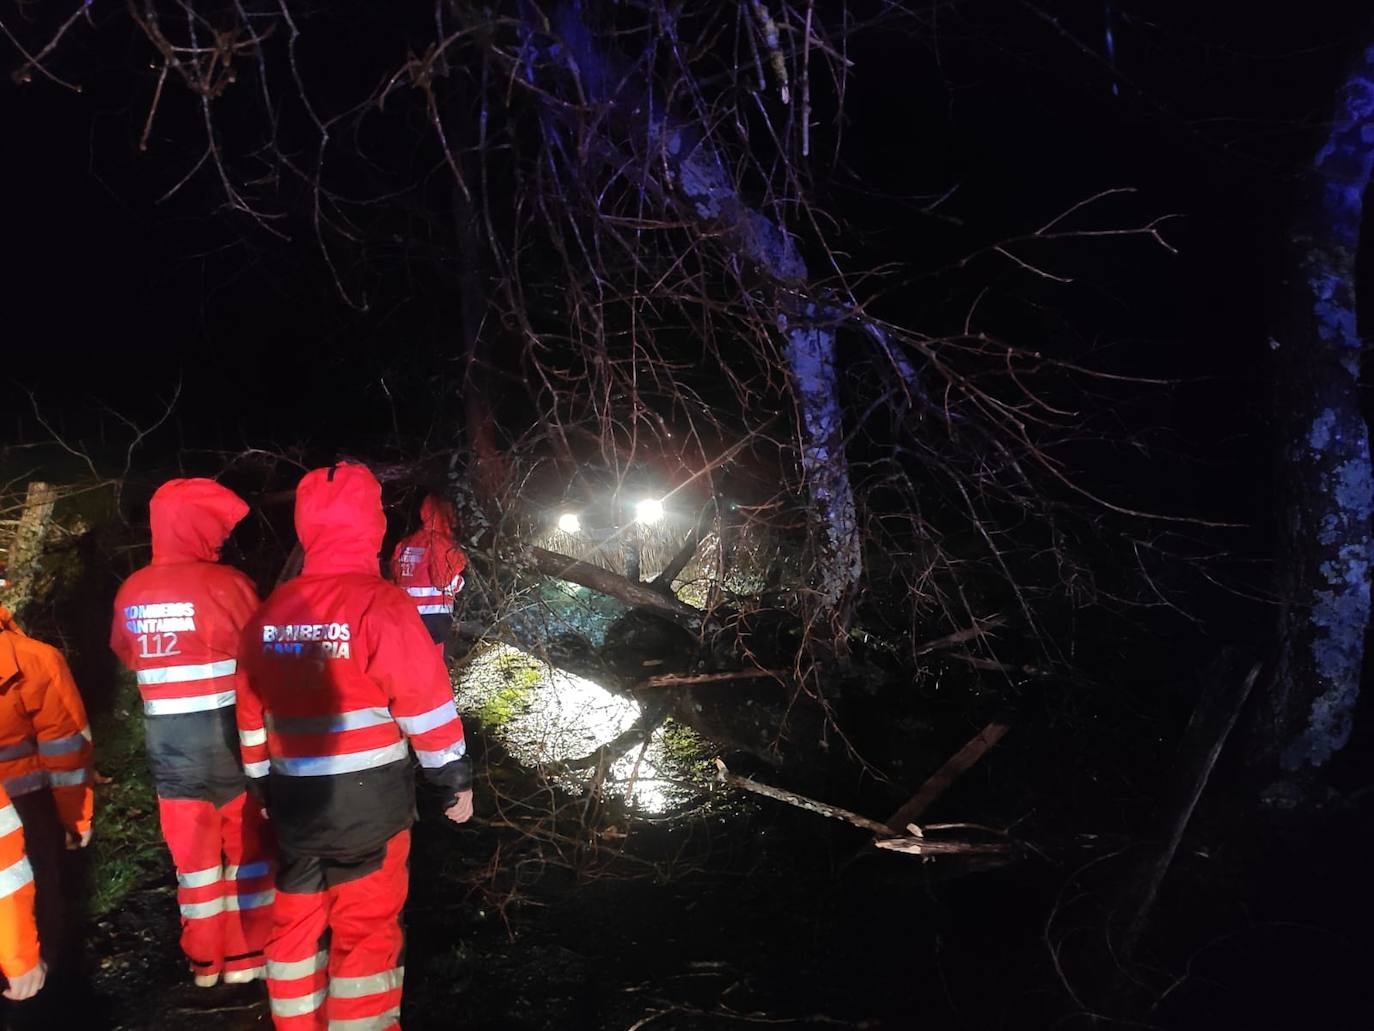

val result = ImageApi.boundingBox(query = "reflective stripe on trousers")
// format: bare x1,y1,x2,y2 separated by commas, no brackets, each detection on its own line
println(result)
177,864,222,890
144,690,237,716
271,988,327,1020
329,968,403,999
268,949,328,982
180,890,276,920
328,1009,401,1031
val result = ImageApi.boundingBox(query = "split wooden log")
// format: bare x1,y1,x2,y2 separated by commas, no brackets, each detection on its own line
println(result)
872,834,1013,857
714,757,895,833
714,758,1014,858
633,668,786,690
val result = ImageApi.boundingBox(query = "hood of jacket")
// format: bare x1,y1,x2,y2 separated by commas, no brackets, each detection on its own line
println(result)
0,607,24,686
420,494,456,538
296,463,386,576
149,478,249,565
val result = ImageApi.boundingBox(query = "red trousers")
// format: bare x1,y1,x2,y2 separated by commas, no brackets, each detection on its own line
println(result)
265,831,410,1031
158,793,275,977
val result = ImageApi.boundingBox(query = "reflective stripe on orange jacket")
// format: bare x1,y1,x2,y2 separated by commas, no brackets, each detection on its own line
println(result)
0,608,94,837
0,783,39,979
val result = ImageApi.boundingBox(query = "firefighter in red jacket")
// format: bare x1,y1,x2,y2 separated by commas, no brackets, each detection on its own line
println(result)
0,606,93,978
389,494,467,651
109,479,274,988
237,464,472,1031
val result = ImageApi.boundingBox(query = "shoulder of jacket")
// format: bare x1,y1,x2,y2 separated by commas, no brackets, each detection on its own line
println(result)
207,563,258,593
361,580,418,619
8,632,63,674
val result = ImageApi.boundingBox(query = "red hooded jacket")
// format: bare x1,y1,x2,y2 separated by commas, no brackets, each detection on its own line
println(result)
389,495,467,618
236,465,469,859
110,479,259,801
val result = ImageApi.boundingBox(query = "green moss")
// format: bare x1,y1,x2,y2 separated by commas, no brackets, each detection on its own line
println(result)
473,650,543,727
88,672,169,917
658,718,710,766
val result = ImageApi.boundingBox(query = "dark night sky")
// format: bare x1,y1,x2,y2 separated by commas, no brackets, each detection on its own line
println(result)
0,0,1365,516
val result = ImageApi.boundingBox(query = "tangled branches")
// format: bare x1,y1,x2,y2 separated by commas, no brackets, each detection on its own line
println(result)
2,0,1217,727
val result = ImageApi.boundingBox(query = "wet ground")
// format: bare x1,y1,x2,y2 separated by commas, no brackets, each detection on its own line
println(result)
64,775,1374,1030
4,644,1370,1029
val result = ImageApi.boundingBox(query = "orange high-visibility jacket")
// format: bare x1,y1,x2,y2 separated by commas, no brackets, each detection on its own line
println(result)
0,783,40,979
0,608,94,837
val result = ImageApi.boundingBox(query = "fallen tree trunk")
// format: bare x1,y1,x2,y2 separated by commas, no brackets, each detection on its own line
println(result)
528,546,702,624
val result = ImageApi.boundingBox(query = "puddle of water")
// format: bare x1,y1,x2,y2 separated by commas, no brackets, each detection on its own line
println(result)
454,643,710,814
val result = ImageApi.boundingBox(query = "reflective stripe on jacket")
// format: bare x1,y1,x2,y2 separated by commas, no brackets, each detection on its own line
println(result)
0,607,94,836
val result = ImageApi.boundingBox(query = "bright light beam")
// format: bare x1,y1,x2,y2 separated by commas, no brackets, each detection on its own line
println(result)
557,512,582,534
634,497,665,525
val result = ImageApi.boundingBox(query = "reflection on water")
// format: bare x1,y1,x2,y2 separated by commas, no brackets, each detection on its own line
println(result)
454,643,706,814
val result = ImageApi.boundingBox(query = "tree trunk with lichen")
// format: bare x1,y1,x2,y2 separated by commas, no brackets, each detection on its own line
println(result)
1259,46,1374,802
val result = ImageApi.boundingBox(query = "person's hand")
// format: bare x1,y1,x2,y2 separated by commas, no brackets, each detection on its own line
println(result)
3,960,47,1001
65,827,93,850
444,790,474,825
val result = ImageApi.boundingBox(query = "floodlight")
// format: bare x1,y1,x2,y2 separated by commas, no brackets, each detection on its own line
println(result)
634,498,665,524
